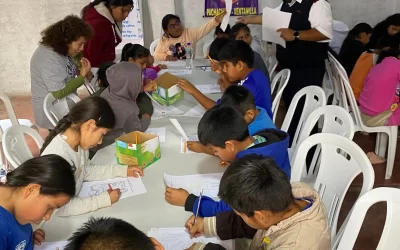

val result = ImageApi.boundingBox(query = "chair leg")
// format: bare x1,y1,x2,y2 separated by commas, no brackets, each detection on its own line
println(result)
385,127,398,179
375,132,388,158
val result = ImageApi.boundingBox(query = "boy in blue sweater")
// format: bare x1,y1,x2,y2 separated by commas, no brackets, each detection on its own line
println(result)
165,106,290,217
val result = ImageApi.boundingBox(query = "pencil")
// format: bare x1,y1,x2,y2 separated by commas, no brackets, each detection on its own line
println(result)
193,188,204,226
108,184,113,191
135,133,138,144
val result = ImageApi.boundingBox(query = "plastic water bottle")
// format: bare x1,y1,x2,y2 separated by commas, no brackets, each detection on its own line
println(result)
186,42,193,70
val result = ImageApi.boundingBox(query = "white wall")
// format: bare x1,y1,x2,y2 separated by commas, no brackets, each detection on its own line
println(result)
1,0,400,95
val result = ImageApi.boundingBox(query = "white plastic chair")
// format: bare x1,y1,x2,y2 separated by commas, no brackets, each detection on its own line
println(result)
329,53,398,179
43,93,81,127
271,69,291,122
150,38,160,56
2,125,44,168
281,86,327,156
203,40,213,58
84,67,99,95
291,133,375,248
336,187,400,250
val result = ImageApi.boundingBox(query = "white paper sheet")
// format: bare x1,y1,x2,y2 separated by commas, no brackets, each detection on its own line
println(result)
220,0,232,32
261,7,292,48
147,228,233,250
180,135,199,154
146,127,166,142
152,104,184,120
158,69,192,76
183,104,206,117
157,60,186,67
34,241,68,250
170,118,189,141
78,177,147,199
195,84,222,94
164,173,223,198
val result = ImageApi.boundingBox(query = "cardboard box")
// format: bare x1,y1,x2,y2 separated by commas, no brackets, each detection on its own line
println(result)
115,131,161,169
152,72,184,105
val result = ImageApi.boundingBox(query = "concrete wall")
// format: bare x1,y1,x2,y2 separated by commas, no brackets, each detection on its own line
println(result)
1,0,400,95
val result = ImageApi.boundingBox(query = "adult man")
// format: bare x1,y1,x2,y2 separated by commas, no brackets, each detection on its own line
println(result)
239,0,333,144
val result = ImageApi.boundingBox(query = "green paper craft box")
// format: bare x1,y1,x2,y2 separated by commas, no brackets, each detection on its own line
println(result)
115,131,161,169
152,72,184,105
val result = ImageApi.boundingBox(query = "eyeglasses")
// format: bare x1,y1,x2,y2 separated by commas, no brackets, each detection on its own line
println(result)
168,22,182,29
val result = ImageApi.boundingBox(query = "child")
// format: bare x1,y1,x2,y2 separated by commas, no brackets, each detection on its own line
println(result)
339,23,372,76
187,85,276,154
359,49,400,126
64,217,164,250
367,14,400,50
230,23,266,60
0,155,76,249
186,155,330,250
214,23,231,38
121,44,157,119
178,40,272,118
350,36,398,100
165,106,290,217
92,61,115,97
41,96,144,216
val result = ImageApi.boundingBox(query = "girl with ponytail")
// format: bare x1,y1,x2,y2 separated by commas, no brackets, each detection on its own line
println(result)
339,23,372,76
0,155,76,249
81,0,134,67
41,96,143,217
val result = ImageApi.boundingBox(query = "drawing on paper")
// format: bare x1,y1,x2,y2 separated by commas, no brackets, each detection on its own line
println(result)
88,181,129,196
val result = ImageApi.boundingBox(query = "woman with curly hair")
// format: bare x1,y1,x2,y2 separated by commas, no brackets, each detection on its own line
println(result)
81,0,133,67
30,15,93,130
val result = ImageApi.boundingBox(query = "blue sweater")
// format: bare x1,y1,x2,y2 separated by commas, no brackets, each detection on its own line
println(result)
0,206,33,250
184,129,291,217
248,107,275,135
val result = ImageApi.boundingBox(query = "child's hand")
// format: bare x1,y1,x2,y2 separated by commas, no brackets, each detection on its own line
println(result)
157,64,168,69
80,57,92,78
185,215,204,238
127,166,144,177
177,79,197,95
165,187,189,207
217,73,232,92
33,229,45,246
86,71,94,82
166,55,178,61
144,80,157,92
187,141,206,153
219,161,231,168
108,188,121,204
215,10,227,23
210,59,222,74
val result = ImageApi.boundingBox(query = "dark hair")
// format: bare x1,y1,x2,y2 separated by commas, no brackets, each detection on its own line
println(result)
121,43,150,62
218,40,254,68
1,155,76,197
64,217,155,250
339,23,372,58
377,48,400,64
220,85,256,115
376,35,399,50
219,155,293,217
82,0,134,18
41,97,116,154
215,24,231,37
376,14,400,31
161,14,181,37
40,15,93,56
198,106,249,147
230,23,251,39
209,37,233,60
97,62,115,88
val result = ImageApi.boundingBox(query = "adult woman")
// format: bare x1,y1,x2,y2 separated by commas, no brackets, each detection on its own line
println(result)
154,12,226,61
30,15,92,130
366,14,400,50
82,0,133,67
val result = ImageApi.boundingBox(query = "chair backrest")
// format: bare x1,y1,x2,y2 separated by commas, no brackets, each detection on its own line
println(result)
337,187,400,250
291,133,375,245
324,57,343,106
2,125,44,168
203,40,213,58
281,86,327,149
43,93,81,126
0,92,18,126
84,67,100,95
150,38,160,56
271,69,291,122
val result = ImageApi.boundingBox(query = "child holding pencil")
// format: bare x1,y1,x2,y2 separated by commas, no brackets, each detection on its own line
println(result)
41,96,143,216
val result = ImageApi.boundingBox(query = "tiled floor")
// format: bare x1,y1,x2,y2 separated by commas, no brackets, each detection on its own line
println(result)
1,95,398,249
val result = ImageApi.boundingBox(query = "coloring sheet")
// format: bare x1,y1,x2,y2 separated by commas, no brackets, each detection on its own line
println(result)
183,104,206,118
79,177,147,199
147,228,233,250
158,69,192,76
195,84,222,94
151,101,185,121
146,127,166,142
262,7,292,48
220,0,232,32
34,241,68,250
164,173,223,198
180,135,199,153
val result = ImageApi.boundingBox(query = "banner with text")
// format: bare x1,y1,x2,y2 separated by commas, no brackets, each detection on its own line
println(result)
204,0,258,17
